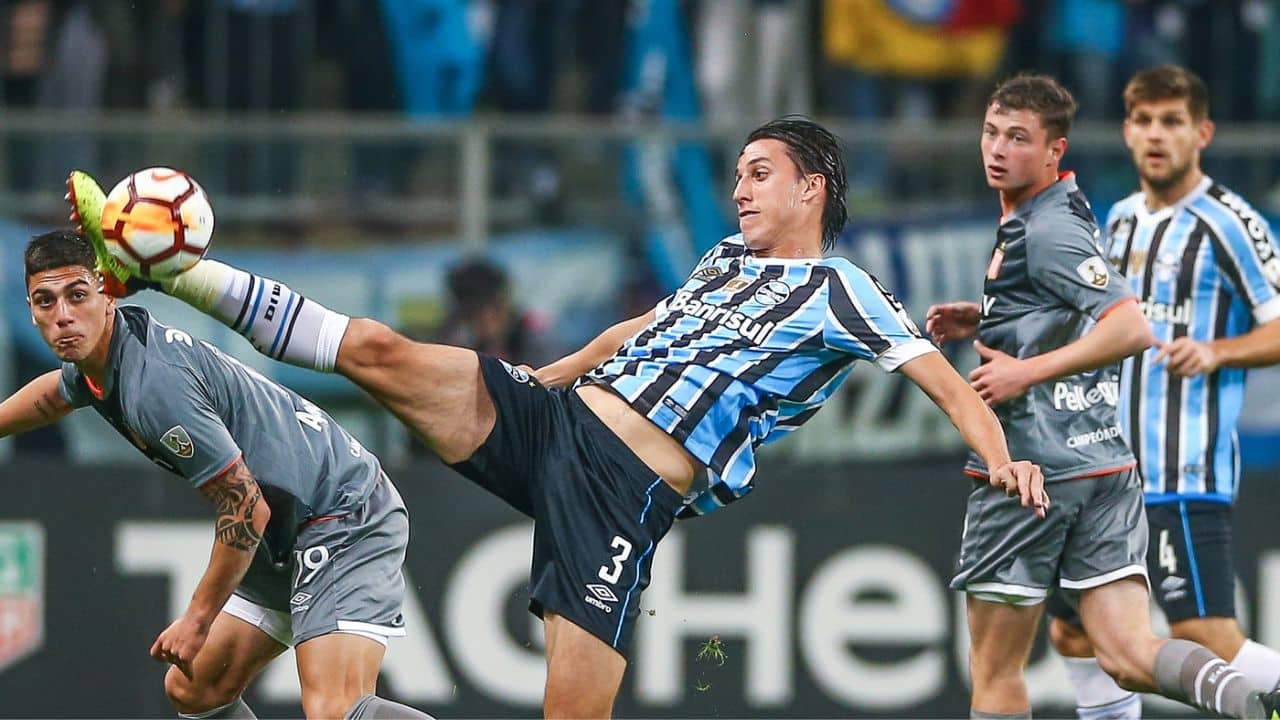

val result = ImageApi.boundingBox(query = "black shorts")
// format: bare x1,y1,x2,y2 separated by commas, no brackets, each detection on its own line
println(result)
448,355,685,658
1046,500,1236,625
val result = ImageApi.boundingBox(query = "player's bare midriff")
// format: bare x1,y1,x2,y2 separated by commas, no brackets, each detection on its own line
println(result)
575,384,702,495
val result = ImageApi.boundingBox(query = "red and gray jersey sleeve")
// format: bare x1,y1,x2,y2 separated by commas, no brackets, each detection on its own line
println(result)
1027,217,1135,320
132,363,242,488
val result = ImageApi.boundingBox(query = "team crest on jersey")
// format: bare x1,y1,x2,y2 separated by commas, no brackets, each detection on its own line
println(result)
1076,256,1110,288
724,277,750,291
692,266,724,282
1126,248,1147,278
160,425,194,458
1153,254,1180,282
754,280,791,305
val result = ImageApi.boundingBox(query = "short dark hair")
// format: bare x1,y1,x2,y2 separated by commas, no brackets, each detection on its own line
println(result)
446,257,510,314
25,229,96,280
1124,65,1209,121
744,116,848,252
987,73,1079,140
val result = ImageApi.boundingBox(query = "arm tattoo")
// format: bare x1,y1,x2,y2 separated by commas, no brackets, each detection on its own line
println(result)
33,392,59,420
198,459,264,552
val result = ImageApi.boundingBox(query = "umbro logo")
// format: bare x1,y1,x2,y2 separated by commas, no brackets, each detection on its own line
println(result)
586,584,618,603
1160,576,1187,592
692,267,724,282
291,592,312,605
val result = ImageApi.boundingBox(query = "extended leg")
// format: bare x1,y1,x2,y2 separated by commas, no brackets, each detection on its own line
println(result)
295,632,433,720
966,595,1043,717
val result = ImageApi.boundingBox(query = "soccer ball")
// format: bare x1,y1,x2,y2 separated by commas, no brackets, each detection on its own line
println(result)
101,167,214,279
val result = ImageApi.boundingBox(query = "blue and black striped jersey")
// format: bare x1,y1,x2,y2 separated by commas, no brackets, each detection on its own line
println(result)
1104,177,1280,503
586,235,936,517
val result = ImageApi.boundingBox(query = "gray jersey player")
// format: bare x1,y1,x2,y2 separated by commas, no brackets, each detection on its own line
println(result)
0,230,430,720
926,74,1279,719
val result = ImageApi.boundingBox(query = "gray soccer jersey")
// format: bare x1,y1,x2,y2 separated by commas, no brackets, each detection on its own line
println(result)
964,174,1138,482
58,306,384,562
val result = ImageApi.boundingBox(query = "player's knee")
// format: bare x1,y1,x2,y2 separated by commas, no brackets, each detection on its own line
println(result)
163,666,242,715
1048,616,1092,656
341,318,411,372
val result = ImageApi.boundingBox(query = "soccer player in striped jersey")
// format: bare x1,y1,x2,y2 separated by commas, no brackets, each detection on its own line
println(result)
928,73,1280,720
1046,65,1280,719
70,118,1048,718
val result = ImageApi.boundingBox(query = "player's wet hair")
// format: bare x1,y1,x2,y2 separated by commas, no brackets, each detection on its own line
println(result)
1124,65,1209,121
988,73,1079,141
744,116,849,252
25,229,96,280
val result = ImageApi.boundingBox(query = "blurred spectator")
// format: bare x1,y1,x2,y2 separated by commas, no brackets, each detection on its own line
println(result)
695,0,809,123
1044,0,1127,120
435,257,561,368
2,0,54,191
484,0,630,221
186,0,308,195
36,1,107,189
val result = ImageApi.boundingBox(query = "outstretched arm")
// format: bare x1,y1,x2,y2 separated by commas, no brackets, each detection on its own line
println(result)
535,310,657,388
0,370,73,436
150,457,270,679
898,352,1048,517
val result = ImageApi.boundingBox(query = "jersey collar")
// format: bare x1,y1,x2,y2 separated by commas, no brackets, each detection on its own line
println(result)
1135,175,1213,222
83,308,130,399
1002,171,1078,225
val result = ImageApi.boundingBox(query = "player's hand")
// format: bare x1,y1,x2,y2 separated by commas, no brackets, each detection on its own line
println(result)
150,613,210,681
532,362,572,388
969,341,1033,406
989,460,1049,518
1152,337,1218,377
925,302,981,345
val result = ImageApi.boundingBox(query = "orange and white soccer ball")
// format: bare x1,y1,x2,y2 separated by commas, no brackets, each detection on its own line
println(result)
101,167,214,279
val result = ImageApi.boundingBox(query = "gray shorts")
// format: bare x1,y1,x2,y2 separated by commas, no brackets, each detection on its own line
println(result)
229,474,409,646
950,468,1148,605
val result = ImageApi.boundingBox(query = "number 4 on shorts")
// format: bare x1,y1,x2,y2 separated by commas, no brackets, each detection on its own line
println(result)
1158,529,1178,575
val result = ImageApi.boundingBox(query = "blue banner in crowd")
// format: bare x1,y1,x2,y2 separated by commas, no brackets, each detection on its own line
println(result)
619,0,733,292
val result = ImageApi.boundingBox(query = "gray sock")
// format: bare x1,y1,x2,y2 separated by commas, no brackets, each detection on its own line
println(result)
178,697,257,719
1154,638,1249,718
343,694,435,719
970,709,1032,719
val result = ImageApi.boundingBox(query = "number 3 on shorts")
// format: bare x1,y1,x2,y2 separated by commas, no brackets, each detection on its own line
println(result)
598,535,633,585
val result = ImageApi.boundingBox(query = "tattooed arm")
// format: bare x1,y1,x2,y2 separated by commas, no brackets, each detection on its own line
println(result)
0,370,73,436
150,457,271,678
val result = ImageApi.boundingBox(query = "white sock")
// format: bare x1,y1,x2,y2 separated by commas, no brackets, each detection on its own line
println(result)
165,260,349,372
1230,639,1280,691
1062,655,1140,718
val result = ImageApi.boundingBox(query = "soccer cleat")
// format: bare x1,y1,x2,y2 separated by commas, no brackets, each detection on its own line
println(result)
65,170,153,297
1245,688,1280,719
